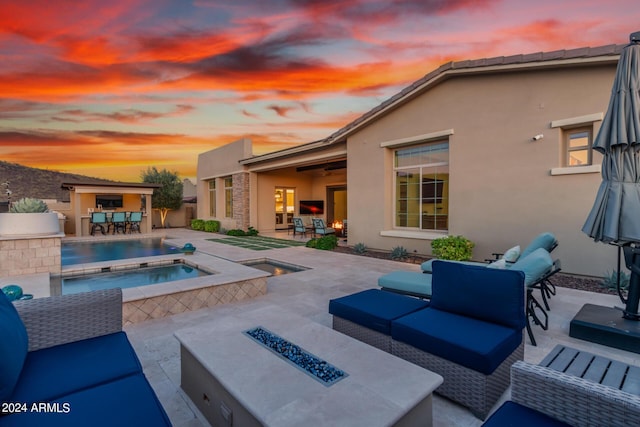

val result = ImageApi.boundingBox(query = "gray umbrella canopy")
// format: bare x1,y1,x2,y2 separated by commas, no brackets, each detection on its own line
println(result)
582,33,640,244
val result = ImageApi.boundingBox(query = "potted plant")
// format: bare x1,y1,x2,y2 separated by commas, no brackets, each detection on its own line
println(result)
0,197,62,236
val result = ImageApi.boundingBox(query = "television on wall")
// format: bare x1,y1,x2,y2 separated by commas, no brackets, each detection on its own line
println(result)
299,200,324,215
96,194,123,209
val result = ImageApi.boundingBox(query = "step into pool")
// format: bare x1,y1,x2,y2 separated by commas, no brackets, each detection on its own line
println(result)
240,259,308,276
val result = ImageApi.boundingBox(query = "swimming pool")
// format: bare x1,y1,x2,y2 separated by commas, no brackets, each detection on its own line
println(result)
55,261,212,295
62,238,182,265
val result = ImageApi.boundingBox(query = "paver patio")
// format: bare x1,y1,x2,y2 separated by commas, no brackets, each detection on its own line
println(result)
58,229,640,426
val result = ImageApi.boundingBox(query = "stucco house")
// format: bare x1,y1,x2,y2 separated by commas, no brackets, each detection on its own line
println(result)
197,42,628,277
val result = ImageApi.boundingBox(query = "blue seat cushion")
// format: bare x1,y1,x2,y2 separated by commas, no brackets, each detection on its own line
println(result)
392,308,522,375
0,290,28,401
431,261,525,330
482,401,571,427
329,289,429,335
10,331,142,403
377,271,432,297
0,373,171,427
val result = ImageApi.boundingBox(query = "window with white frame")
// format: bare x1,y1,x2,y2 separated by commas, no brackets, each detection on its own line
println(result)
565,127,592,167
224,177,233,218
208,180,216,217
394,141,449,231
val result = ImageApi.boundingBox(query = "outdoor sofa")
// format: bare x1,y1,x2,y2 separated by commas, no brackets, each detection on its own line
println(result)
330,261,526,419
483,358,640,426
0,288,172,427
378,247,558,345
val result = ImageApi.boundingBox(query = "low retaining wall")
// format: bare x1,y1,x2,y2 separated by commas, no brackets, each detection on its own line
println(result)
122,277,267,325
0,235,62,278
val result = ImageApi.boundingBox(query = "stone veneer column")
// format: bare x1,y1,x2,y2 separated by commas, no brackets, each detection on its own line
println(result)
0,236,62,278
232,172,250,230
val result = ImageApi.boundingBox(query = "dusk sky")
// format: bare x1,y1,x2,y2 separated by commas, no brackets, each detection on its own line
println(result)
0,0,638,182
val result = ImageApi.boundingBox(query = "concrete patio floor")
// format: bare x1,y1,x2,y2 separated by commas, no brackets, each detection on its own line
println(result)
121,228,640,427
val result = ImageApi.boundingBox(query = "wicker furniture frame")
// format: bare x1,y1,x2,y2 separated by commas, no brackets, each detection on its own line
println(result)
13,288,122,351
393,339,524,420
332,315,392,353
510,360,640,426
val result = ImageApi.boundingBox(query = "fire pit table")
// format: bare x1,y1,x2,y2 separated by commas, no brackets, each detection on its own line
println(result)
175,307,443,426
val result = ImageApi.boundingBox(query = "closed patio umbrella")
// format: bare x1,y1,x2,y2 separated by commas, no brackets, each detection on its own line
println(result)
582,31,640,319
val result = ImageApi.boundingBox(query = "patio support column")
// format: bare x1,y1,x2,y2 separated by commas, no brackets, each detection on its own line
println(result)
74,190,82,236
145,193,152,233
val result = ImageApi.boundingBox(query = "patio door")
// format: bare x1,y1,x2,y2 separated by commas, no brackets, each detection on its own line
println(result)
327,186,347,231
275,188,295,230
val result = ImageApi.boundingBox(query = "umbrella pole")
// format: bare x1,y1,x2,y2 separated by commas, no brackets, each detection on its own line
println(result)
623,244,640,320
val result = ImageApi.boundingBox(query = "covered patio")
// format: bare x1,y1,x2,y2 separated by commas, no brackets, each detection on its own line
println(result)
61,181,160,236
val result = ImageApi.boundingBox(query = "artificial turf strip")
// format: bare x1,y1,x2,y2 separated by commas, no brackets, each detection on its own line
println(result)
206,236,305,250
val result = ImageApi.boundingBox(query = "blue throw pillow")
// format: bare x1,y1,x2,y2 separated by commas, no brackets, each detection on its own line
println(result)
520,232,557,259
0,290,29,401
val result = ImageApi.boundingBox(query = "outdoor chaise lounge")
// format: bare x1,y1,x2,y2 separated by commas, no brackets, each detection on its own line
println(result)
331,261,526,420
0,288,171,427
420,232,558,273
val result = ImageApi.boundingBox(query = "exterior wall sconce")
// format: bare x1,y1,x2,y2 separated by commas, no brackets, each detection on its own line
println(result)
531,134,544,141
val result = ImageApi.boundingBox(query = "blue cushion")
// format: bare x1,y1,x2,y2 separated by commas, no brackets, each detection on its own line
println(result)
329,289,429,334
520,232,557,259
0,373,171,427
0,290,28,401
377,271,432,297
10,331,142,403
431,261,526,330
392,308,522,375
482,401,572,427
509,248,553,287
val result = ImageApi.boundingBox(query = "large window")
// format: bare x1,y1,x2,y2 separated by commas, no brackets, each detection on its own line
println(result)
565,128,592,167
224,177,233,218
208,180,216,217
395,141,449,231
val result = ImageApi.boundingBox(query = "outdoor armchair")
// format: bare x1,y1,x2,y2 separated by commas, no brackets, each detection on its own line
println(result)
312,218,335,237
127,211,143,233
89,212,107,236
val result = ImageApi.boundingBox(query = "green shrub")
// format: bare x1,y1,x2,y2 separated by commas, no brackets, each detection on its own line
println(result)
431,235,474,261
226,229,246,236
353,243,367,254
203,220,220,233
390,246,408,260
306,235,338,250
601,270,630,291
10,197,49,213
247,226,259,236
191,219,205,231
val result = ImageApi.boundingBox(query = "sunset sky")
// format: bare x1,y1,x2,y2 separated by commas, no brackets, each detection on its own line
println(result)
0,0,637,182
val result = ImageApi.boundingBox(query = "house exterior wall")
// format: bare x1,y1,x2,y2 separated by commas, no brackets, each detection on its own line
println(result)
347,64,617,276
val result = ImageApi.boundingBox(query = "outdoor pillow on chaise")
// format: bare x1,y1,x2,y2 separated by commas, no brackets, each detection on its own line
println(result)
420,232,557,273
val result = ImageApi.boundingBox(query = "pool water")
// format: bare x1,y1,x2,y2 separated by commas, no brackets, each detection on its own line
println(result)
57,263,211,295
62,238,182,265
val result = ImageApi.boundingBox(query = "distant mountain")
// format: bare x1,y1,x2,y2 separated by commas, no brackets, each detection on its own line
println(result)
0,161,117,203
